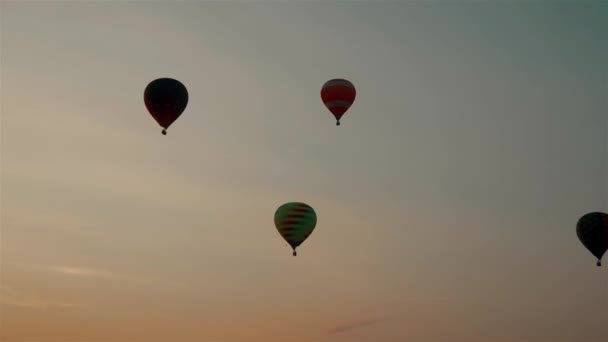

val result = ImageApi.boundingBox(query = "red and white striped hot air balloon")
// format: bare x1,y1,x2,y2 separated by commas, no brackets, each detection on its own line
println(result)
321,78,356,126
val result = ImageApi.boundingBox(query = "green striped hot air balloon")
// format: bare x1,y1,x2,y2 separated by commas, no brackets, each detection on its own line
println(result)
274,202,317,256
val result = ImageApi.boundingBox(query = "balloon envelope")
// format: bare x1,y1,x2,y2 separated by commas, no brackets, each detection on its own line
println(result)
576,212,608,266
321,79,356,125
274,202,317,256
144,78,188,134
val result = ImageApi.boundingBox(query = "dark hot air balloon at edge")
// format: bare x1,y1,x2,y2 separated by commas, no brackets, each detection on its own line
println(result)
321,78,356,126
274,202,317,256
576,212,608,266
144,78,188,135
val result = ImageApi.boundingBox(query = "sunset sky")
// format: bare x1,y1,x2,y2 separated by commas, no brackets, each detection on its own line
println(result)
1,1,607,341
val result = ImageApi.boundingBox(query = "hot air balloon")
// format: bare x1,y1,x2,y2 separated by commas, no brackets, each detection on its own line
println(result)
144,78,189,135
576,212,608,266
274,202,317,256
321,78,356,126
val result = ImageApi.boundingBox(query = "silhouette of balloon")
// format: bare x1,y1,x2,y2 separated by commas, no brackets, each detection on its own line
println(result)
576,212,608,266
321,78,356,126
274,202,317,256
144,78,188,135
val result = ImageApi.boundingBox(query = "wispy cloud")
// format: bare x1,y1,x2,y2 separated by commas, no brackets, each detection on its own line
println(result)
325,316,389,336
402,296,449,303
26,264,189,290
0,286,82,310
49,266,115,278
323,297,449,336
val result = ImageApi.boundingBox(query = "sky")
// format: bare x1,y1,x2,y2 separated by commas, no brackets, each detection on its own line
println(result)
1,1,607,341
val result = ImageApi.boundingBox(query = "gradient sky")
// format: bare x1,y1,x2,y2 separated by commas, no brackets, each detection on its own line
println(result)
1,1,607,341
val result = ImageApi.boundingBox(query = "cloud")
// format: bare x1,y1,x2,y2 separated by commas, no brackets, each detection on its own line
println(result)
402,296,449,303
49,266,115,278
325,316,389,336
0,286,82,310
322,297,449,336
29,264,189,290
